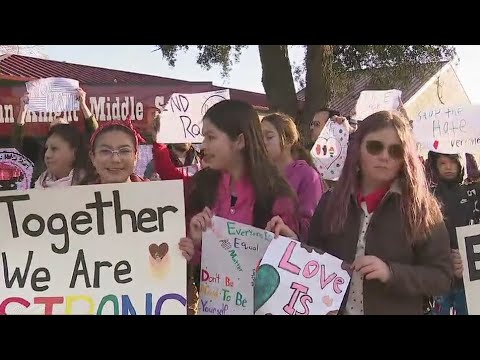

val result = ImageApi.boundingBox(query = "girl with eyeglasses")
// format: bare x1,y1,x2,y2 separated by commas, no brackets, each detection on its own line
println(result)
79,119,195,264
268,110,453,315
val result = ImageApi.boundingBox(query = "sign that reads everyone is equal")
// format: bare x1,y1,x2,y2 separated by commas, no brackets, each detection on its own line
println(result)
199,216,272,315
0,181,187,315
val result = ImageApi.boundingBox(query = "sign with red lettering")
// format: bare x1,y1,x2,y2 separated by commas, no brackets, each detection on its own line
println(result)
254,237,351,315
413,105,480,154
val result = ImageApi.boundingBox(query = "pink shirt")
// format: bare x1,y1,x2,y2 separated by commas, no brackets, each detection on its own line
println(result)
190,171,299,264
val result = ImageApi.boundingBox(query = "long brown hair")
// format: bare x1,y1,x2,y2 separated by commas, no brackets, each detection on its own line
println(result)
325,110,443,243
187,101,296,228
262,112,316,169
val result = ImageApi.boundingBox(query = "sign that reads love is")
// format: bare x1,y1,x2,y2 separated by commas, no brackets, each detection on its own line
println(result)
254,237,351,315
0,181,187,315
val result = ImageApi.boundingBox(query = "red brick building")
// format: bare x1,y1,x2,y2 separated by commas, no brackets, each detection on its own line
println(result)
0,54,270,143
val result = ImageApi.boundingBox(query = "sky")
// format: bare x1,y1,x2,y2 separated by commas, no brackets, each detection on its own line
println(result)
39,45,480,103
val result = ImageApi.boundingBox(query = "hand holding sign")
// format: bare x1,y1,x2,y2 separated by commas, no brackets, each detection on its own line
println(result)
178,237,195,262
351,255,391,283
190,207,214,246
451,249,463,279
265,215,298,240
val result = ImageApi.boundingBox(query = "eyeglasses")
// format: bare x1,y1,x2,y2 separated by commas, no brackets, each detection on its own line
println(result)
365,140,404,160
95,148,134,159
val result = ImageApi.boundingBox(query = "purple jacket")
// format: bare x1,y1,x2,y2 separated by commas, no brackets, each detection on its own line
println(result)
284,160,324,241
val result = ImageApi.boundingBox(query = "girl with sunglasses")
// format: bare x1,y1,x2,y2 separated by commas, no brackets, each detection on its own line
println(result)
268,110,452,315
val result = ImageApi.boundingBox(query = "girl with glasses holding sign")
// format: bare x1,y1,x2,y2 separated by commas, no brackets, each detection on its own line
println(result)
80,119,195,263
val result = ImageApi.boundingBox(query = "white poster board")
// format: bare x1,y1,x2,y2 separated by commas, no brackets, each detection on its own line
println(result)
254,237,351,315
0,148,34,191
25,77,80,113
310,120,349,181
135,145,153,177
456,224,480,315
199,216,272,315
0,181,187,315
156,90,230,144
354,89,402,121
413,105,480,154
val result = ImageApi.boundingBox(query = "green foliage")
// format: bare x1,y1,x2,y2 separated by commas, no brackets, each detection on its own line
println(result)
155,45,247,78
154,44,456,103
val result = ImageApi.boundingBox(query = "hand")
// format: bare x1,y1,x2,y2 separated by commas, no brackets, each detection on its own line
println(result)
451,249,463,279
189,207,213,247
76,88,87,105
265,215,298,240
331,115,348,125
351,255,391,283
150,173,161,181
20,92,29,107
152,114,161,138
179,237,195,262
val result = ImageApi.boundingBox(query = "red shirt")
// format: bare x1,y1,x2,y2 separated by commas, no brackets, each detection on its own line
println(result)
356,186,390,214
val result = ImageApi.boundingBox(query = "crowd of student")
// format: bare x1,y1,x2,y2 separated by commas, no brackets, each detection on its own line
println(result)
4,87,480,315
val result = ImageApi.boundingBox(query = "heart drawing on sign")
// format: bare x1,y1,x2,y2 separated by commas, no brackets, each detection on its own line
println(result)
254,264,280,313
149,243,169,262
433,140,439,150
315,137,342,170
322,295,333,307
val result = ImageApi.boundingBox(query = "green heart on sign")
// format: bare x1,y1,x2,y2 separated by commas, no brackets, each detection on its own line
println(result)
254,264,280,313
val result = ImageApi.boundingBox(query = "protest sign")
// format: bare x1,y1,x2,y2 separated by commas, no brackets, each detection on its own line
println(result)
156,90,230,143
135,145,153,177
254,237,351,315
413,105,480,154
0,181,187,315
199,216,272,315
0,148,34,191
25,77,80,113
456,223,480,315
354,89,402,121
311,120,349,181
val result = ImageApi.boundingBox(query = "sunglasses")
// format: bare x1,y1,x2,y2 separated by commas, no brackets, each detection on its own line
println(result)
365,140,404,160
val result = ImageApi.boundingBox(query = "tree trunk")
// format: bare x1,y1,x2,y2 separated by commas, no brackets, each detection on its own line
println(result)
258,45,299,119
300,45,334,144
